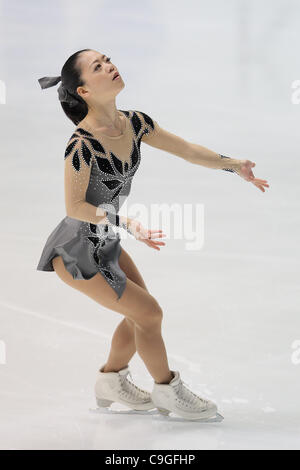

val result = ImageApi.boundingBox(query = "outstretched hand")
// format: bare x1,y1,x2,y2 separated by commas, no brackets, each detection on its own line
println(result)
128,220,166,250
238,160,269,193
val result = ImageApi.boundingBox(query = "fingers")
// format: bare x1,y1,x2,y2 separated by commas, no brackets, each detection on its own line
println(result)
144,238,166,251
253,181,267,192
148,233,167,239
145,241,162,250
135,227,167,250
255,179,269,185
249,177,269,193
147,230,165,237
148,240,166,247
252,178,270,193
132,226,166,241
145,230,167,240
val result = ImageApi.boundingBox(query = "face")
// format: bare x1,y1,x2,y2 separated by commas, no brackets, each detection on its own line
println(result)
76,50,124,103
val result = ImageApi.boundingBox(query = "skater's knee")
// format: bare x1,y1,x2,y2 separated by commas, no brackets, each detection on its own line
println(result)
135,297,163,332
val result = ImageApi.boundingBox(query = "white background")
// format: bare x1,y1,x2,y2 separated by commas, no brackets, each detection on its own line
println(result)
0,0,299,450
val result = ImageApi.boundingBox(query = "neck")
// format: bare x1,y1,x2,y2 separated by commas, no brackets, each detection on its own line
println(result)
83,101,122,130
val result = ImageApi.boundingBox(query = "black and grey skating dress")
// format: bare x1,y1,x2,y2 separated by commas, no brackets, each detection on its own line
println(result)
36,110,160,301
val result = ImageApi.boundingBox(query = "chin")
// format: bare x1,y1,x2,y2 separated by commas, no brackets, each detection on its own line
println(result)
118,81,125,91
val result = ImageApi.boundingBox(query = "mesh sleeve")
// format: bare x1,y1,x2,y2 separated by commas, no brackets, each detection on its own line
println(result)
130,113,242,172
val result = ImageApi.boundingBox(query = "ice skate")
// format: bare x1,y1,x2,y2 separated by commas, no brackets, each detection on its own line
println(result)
151,370,223,421
95,364,156,411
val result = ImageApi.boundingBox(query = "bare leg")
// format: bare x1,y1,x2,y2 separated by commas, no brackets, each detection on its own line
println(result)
103,248,173,383
102,317,136,372
52,251,173,384
102,245,149,373
134,320,174,384
103,317,173,384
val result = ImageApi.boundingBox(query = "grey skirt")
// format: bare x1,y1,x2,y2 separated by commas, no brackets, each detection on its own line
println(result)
36,216,127,300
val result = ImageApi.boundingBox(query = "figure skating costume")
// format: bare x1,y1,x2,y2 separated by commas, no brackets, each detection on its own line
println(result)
37,110,160,300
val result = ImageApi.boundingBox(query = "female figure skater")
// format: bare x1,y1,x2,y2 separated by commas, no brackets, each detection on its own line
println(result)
37,49,269,421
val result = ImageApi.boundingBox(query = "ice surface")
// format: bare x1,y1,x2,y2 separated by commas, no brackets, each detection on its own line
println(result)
0,0,299,450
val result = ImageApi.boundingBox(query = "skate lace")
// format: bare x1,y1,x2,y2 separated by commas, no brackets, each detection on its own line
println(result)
119,370,149,400
174,379,209,409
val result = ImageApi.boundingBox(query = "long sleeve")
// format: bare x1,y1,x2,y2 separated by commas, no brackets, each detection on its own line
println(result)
134,109,199,162
64,134,133,233
133,110,242,174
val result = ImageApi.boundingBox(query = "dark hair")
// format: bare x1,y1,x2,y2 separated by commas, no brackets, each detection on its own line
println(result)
60,48,91,125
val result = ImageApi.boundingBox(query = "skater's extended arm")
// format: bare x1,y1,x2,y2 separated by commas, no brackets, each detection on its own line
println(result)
135,110,269,192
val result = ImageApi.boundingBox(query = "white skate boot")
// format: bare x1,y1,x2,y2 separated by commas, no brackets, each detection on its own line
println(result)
151,370,221,421
95,364,156,411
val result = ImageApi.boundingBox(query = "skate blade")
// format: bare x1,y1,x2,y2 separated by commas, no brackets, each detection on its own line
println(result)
89,405,157,416
90,398,155,415
156,408,224,423
204,412,224,423
89,407,223,421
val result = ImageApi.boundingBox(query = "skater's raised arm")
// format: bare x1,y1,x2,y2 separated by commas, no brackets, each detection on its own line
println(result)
135,110,269,192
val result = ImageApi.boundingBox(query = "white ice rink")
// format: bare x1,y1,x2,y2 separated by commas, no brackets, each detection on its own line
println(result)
0,0,300,450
